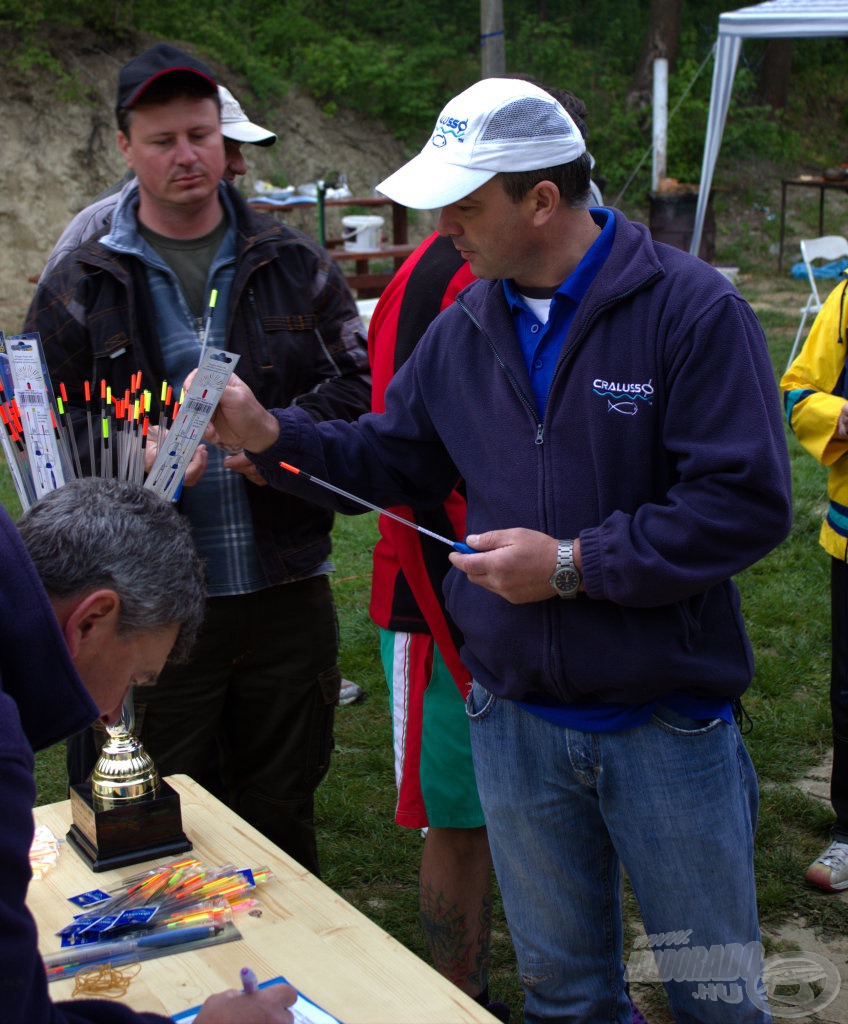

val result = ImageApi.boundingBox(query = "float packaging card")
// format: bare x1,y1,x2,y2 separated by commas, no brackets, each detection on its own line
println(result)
145,348,240,502
3,332,71,500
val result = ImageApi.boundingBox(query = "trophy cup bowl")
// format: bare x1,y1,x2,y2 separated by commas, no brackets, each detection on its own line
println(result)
90,720,160,808
67,693,191,871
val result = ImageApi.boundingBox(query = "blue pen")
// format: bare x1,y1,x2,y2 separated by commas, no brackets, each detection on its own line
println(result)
279,461,476,554
241,966,259,994
43,924,222,970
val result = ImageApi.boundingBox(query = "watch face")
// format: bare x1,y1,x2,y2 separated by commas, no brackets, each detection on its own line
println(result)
553,567,580,595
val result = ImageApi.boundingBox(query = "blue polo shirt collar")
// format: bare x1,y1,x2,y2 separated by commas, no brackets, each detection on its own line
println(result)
501,208,614,418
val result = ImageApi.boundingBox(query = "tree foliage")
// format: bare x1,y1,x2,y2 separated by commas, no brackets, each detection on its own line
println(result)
1,0,844,194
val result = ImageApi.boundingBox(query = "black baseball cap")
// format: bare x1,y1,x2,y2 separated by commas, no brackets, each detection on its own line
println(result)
117,43,217,114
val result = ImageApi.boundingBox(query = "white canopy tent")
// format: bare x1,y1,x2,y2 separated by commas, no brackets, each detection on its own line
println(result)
690,0,848,258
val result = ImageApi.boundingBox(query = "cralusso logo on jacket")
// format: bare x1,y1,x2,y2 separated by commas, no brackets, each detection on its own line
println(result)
593,377,655,416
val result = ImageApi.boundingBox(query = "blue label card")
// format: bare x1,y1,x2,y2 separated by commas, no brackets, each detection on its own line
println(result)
68,889,112,908
79,914,120,936
112,907,158,930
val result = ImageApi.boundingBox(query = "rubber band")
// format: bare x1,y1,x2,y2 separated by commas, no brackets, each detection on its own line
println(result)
72,961,141,999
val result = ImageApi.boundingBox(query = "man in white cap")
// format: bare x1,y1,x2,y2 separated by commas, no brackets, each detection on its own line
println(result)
41,83,276,277
199,77,791,1022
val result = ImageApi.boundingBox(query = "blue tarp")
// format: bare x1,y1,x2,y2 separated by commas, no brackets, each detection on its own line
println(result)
790,258,848,279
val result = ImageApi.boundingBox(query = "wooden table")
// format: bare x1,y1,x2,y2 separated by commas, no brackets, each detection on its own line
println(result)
248,195,409,246
778,175,848,271
31,775,496,1023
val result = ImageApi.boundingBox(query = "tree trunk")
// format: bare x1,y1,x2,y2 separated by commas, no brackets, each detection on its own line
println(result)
759,39,793,110
627,0,682,109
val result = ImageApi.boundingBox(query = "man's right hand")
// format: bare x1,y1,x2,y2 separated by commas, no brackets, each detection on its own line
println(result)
186,370,281,454
194,981,297,1022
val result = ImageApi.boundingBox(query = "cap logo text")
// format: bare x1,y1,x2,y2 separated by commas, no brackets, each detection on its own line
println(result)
432,116,468,148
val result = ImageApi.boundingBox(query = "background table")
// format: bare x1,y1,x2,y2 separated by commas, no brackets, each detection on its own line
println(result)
248,195,416,297
31,775,496,1023
778,176,848,271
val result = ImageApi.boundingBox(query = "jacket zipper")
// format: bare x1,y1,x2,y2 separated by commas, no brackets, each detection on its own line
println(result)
456,296,544,444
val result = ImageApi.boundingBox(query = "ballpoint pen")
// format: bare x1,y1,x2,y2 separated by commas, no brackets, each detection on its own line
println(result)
43,923,222,971
278,461,477,554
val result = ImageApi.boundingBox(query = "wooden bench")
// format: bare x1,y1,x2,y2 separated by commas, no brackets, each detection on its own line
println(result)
327,242,417,297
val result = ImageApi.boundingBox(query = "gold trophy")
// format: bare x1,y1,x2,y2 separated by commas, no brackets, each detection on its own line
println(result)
67,692,191,871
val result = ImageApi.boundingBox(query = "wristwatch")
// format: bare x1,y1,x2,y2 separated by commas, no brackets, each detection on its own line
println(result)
549,539,581,598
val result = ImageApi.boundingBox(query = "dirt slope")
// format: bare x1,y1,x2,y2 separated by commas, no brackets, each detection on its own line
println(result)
0,26,430,317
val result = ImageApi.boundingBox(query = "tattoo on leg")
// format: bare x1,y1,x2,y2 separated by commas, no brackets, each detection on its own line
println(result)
419,882,491,992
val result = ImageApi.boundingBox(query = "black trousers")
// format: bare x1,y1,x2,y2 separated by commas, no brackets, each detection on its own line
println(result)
830,557,848,840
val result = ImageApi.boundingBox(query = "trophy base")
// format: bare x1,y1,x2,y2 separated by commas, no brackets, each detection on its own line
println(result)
67,779,192,872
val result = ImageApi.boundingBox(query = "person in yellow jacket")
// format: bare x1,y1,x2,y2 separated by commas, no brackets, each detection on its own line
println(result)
782,274,848,891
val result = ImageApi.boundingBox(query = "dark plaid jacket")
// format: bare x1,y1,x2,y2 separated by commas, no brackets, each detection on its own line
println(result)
24,183,371,582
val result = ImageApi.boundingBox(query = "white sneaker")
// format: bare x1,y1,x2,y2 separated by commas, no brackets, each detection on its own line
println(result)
338,678,365,706
805,840,848,891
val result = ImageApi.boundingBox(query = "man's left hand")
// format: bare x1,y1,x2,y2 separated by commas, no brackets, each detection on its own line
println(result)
223,449,268,486
145,426,209,487
449,528,574,604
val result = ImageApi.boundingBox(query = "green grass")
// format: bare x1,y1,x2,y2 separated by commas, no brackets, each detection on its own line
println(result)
307,510,525,1008
17,205,848,1021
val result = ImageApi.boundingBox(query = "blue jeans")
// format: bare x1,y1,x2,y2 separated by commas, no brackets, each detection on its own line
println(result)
466,682,771,1024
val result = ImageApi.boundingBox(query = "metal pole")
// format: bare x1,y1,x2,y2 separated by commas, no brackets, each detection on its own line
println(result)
481,0,505,78
316,180,327,247
652,57,668,192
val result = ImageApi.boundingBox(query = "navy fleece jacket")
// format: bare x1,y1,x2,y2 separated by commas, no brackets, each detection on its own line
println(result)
0,505,168,1024
252,210,792,706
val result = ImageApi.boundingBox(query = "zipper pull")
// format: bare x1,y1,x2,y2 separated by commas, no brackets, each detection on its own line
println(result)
535,423,544,445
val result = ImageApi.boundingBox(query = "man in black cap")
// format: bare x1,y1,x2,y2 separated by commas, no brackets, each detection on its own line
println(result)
42,81,277,277
25,42,371,877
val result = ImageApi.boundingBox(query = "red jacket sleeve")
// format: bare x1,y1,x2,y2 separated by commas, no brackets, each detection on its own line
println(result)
367,234,475,693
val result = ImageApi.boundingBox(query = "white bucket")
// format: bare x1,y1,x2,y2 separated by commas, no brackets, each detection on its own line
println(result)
342,215,384,252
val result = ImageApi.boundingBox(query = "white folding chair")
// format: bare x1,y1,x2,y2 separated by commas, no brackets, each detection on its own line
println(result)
785,234,848,371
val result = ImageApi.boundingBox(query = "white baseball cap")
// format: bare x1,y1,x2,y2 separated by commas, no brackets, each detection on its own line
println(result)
218,85,277,147
377,78,586,210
